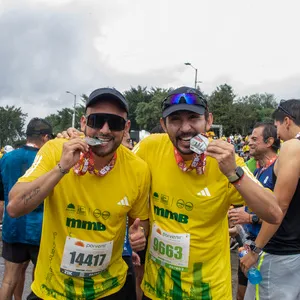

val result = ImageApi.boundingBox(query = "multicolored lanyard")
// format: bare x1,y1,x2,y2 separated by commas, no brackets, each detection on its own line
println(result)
255,156,277,179
174,148,206,175
73,149,117,177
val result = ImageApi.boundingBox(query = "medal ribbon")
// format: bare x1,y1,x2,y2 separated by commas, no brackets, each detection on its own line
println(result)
174,148,206,175
73,148,117,177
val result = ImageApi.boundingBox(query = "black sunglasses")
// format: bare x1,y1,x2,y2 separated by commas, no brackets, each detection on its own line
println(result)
278,100,296,120
86,113,126,131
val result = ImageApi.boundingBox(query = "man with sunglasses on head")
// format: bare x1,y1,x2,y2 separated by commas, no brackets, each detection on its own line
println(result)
241,99,300,300
0,118,53,300
7,88,150,300
132,86,282,300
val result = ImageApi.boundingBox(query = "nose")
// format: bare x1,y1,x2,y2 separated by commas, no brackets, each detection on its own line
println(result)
180,120,192,132
99,121,111,134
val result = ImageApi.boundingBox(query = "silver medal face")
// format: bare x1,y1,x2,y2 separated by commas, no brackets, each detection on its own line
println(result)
84,137,104,146
190,134,209,154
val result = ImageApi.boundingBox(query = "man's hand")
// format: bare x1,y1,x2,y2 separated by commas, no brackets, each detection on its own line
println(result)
57,127,82,139
240,251,259,276
228,207,251,225
132,251,141,266
59,138,89,171
129,218,146,252
206,140,237,177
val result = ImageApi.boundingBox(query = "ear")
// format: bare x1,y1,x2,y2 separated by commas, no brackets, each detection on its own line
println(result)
205,113,213,132
265,137,274,148
124,119,131,133
160,118,168,133
80,115,87,132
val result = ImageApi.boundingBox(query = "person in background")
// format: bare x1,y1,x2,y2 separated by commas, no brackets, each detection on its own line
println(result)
0,118,53,300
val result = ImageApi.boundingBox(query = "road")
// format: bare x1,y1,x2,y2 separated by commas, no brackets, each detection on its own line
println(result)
0,237,239,299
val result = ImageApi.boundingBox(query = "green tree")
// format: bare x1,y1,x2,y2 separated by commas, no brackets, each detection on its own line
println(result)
124,86,152,130
208,84,236,135
45,95,86,134
135,87,169,131
0,106,27,147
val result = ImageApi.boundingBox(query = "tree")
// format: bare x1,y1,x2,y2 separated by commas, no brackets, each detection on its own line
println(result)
0,106,27,147
45,95,86,134
208,84,236,135
124,86,152,130
135,87,169,131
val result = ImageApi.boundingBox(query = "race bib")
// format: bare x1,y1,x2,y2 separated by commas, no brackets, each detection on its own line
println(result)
149,224,190,272
60,237,113,277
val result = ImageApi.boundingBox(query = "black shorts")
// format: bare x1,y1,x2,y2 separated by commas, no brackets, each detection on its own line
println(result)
238,264,248,286
27,256,137,300
2,241,40,265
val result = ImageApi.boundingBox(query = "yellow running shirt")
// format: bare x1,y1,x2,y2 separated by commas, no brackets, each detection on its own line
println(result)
18,138,150,299
133,134,249,300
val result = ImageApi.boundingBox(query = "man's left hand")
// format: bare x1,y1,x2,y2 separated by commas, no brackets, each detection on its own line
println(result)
240,251,259,276
129,218,146,252
206,140,237,177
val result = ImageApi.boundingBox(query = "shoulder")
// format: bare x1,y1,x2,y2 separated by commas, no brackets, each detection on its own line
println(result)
118,145,149,170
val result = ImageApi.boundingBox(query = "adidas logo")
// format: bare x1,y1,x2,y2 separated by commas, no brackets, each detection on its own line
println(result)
197,187,211,197
117,196,129,206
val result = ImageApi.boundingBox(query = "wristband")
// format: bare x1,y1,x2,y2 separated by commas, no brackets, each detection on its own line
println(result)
57,163,69,175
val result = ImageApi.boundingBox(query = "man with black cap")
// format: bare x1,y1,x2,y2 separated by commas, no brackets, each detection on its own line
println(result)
0,118,53,300
132,87,282,299
7,88,150,300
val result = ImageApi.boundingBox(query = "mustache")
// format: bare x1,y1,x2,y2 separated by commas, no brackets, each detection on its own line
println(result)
176,132,197,139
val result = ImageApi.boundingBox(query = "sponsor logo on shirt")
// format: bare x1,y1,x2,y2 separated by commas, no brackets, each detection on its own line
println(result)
66,218,106,231
154,205,189,224
117,196,130,207
197,187,211,197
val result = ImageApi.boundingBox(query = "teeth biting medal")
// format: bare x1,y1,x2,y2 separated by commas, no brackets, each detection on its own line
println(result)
190,134,209,154
84,137,105,146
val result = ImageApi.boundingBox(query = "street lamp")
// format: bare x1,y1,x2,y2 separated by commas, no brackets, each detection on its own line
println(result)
184,62,202,89
66,91,77,128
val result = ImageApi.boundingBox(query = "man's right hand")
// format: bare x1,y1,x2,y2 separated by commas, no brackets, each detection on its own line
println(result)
56,127,83,139
59,138,89,171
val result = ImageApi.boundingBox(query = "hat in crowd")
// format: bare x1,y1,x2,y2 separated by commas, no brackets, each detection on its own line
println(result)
3,145,14,153
86,88,129,113
162,86,207,118
26,118,53,136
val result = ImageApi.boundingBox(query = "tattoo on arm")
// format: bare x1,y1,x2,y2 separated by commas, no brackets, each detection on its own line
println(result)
22,188,41,205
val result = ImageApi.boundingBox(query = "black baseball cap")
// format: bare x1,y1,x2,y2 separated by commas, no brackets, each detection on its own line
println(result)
162,86,207,118
86,88,129,113
26,118,53,136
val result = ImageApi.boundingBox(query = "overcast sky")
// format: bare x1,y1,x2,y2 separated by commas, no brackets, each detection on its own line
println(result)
0,0,299,122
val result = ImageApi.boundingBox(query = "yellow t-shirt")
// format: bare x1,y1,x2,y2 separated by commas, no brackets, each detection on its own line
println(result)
18,138,150,299
133,134,249,300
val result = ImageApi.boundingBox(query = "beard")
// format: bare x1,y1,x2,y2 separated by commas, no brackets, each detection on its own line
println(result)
85,129,123,158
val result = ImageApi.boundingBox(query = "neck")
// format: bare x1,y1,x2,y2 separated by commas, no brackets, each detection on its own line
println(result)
93,152,115,169
289,126,300,140
26,140,41,148
258,151,277,167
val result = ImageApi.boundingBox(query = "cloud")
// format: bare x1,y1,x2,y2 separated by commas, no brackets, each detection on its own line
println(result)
0,0,299,123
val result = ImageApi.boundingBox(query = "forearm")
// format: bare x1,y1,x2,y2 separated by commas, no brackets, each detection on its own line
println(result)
255,221,281,249
7,165,64,217
233,175,282,224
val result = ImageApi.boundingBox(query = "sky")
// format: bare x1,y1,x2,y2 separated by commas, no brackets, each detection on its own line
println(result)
0,0,300,122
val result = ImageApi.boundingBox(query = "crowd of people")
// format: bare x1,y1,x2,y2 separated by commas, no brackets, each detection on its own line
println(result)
0,86,299,300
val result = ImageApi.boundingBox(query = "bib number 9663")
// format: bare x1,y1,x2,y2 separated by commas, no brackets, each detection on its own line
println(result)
153,238,183,259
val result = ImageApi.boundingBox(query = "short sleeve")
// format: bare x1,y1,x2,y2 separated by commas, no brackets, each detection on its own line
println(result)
18,140,58,183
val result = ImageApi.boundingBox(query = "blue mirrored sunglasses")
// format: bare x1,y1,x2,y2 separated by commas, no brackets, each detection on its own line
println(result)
162,93,207,108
